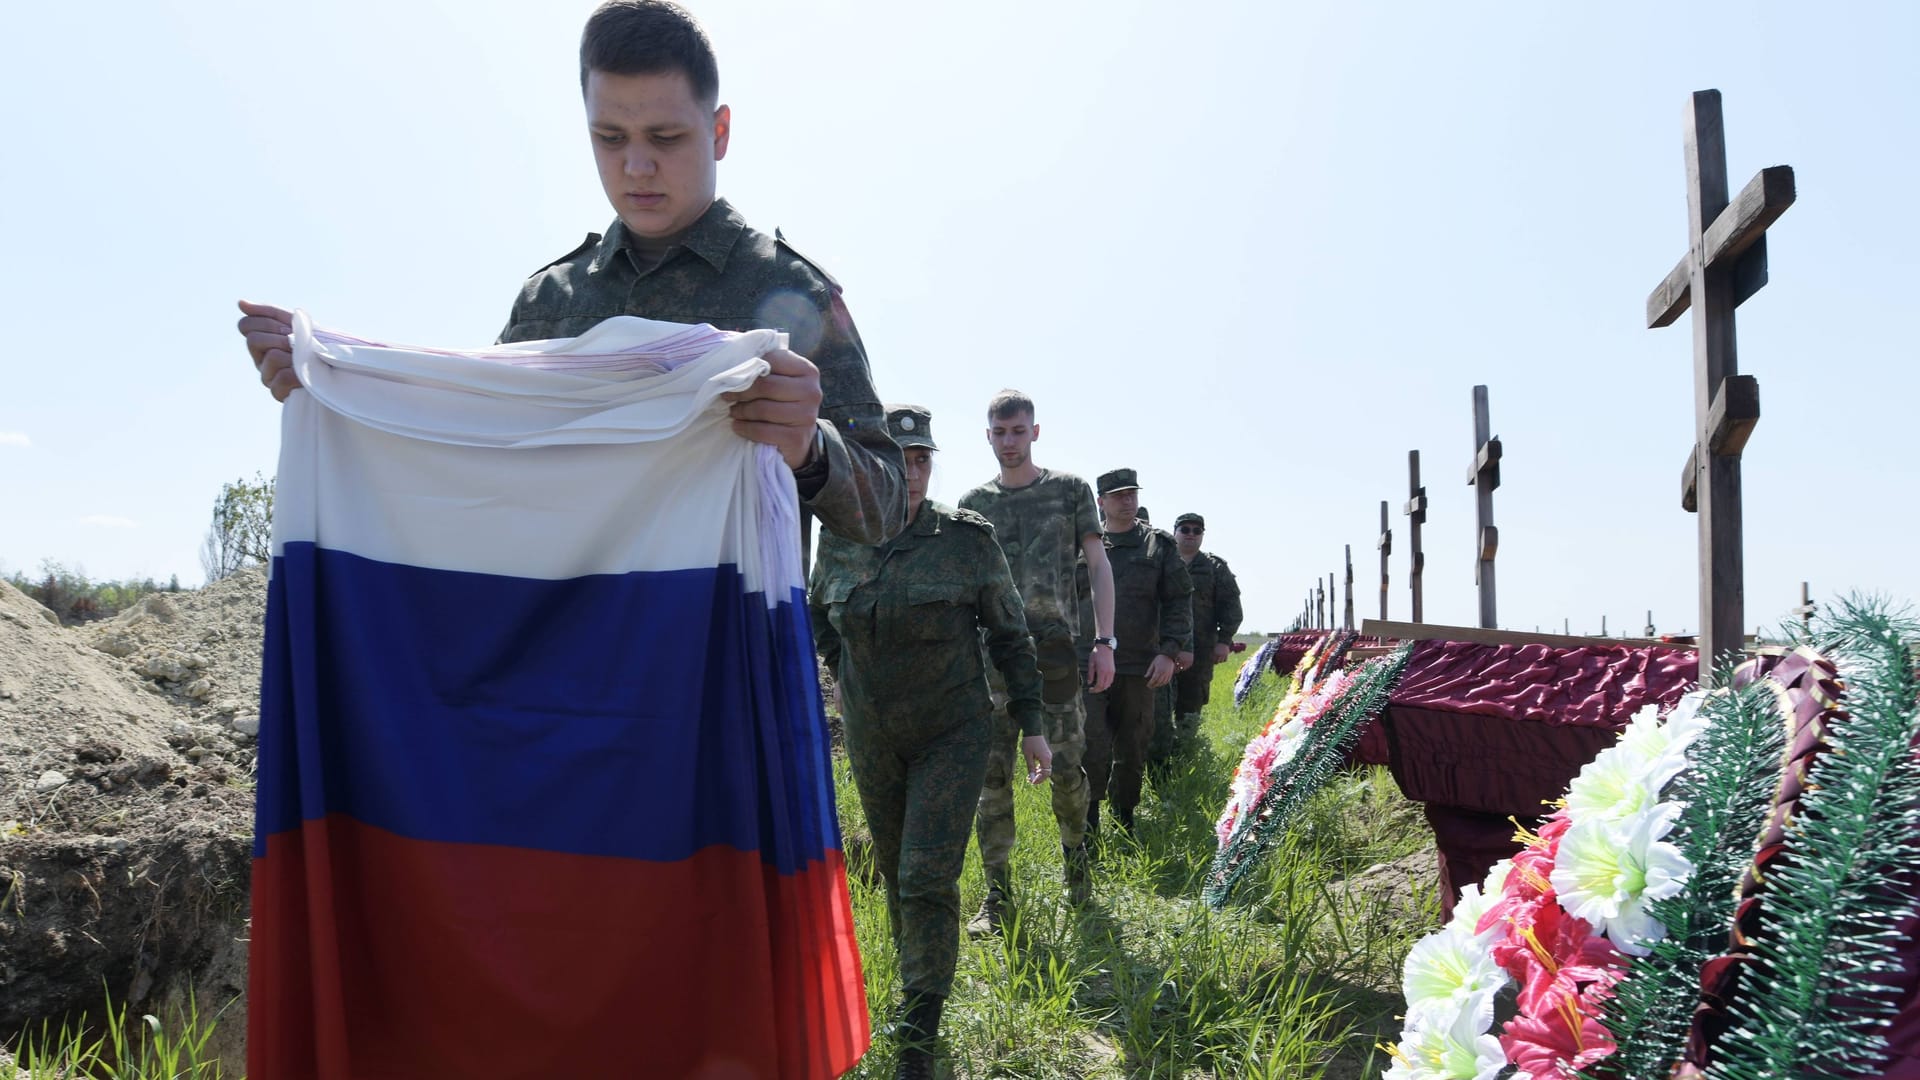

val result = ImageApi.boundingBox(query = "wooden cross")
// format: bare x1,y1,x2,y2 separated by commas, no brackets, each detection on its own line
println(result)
1405,450,1427,622
1328,572,1337,629
1377,501,1392,621
1467,385,1501,629
1343,545,1355,630
1646,89,1794,682
1413,449,1428,618
1792,581,1816,635
1316,581,1326,629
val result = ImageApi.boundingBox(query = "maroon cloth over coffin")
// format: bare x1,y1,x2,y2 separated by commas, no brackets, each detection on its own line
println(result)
1379,638,1697,916
1269,633,1330,679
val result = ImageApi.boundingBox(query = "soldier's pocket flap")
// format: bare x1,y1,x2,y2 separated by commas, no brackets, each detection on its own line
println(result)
907,582,968,606
817,579,857,605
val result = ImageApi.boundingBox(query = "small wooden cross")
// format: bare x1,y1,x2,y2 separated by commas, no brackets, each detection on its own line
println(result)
1646,89,1794,682
1467,385,1501,629
1405,450,1427,623
1377,501,1392,621
1792,581,1816,636
1316,581,1326,629
1343,545,1355,631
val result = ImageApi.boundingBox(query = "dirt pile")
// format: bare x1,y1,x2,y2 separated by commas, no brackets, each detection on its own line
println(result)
0,569,267,1067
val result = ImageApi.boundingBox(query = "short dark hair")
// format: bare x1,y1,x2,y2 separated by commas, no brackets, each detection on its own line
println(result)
987,389,1035,422
580,1,720,104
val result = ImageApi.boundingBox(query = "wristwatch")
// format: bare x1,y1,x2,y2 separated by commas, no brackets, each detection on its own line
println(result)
791,424,828,481
1092,636,1117,651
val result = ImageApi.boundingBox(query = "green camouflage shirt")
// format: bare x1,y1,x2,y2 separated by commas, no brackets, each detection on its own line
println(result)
1102,521,1193,677
1184,551,1245,654
497,198,906,545
809,499,1044,737
957,470,1099,652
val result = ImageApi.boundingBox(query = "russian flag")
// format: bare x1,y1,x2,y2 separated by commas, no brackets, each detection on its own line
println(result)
248,314,868,1079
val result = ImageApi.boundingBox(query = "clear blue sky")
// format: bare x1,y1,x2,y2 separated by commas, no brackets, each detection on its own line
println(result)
3,0,1915,636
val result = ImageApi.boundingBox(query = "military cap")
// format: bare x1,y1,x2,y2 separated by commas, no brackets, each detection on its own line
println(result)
885,404,936,450
1096,468,1141,494
1175,512,1204,529
1137,507,1151,523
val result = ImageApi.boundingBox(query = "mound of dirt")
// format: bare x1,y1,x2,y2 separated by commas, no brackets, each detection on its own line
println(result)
0,569,267,1069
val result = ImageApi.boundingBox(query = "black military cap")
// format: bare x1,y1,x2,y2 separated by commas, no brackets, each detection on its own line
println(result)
1175,513,1204,529
1136,507,1151,523
885,404,936,450
1096,468,1141,494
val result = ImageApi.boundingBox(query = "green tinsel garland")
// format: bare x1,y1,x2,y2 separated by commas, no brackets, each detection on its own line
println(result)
1201,642,1413,909
1708,600,1920,1079
1582,665,1789,1079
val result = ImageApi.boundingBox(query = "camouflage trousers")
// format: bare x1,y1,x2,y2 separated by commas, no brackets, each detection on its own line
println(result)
1084,674,1157,818
843,709,992,998
974,693,1091,876
1149,661,1212,763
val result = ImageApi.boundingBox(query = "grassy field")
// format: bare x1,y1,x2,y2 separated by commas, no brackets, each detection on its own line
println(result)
838,666,1439,1079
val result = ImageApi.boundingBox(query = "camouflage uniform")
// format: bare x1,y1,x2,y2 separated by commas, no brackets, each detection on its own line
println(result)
958,470,1100,899
499,198,906,544
1175,533,1243,720
1083,473,1191,831
809,410,1043,1001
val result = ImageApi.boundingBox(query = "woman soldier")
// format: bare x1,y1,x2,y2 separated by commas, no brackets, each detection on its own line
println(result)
809,405,1052,1079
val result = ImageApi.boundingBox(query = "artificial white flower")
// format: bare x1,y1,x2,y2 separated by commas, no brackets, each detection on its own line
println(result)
1387,1001,1507,1080
1550,803,1693,955
1564,744,1656,825
1446,883,1503,946
1617,697,1710,792
1479,858,1514,897
1401,927,1507,1028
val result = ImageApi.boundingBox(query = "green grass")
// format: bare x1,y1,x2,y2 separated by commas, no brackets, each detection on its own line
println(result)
9,990,227,1079
837,668,1438,1079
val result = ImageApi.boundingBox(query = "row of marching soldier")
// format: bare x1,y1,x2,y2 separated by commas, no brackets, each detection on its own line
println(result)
808,389,1243,1077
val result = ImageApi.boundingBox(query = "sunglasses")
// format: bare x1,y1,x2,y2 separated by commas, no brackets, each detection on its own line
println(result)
1177,526,1204,535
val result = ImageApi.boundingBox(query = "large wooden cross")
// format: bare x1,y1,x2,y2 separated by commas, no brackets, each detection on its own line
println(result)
1377,501,1392,621
1467,385,1501,628
1646,89,1794,682
1405,450,1427,622
1343,545,1356,630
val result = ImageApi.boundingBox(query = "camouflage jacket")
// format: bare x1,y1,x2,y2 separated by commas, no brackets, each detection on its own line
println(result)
1184,552,1244,655
1101,521,1193,677
498,198,906,545
809,500,1044,737
957,471,1099,651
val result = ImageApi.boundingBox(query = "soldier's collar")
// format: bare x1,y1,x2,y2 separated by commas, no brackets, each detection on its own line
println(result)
885,500,943,549
908,499,944,537
588,198,748,276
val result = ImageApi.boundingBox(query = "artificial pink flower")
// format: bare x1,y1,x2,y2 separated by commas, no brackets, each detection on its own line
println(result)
1500,982,1618,1079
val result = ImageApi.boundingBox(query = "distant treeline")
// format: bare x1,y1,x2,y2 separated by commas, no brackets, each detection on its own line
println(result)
6,562,180,626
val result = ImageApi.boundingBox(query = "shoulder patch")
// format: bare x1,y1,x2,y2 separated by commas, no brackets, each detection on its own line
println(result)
949,507,996,533
1210,554,1232,572
533,232,601,276
774,227,843,294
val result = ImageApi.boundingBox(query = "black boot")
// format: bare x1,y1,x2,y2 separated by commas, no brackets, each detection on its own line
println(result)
895,992,945,1080
1063,842,1093,905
